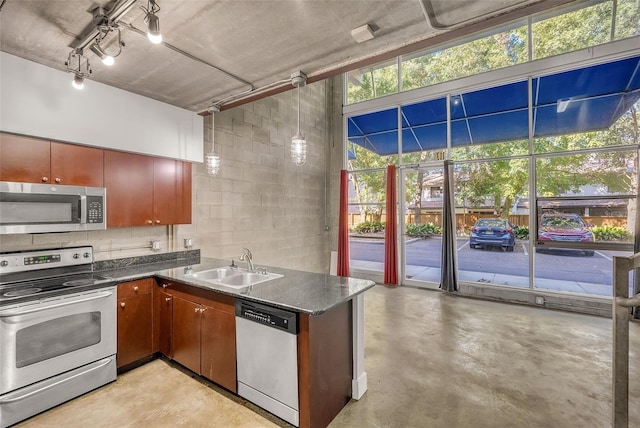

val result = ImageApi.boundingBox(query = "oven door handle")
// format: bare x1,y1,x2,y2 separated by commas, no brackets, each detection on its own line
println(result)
0,356,114,404
0,290,114,317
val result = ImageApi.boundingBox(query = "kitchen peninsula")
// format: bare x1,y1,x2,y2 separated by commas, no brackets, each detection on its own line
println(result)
104,255,375,428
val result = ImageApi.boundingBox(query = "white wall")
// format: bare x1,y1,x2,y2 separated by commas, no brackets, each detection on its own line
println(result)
0,52,203,162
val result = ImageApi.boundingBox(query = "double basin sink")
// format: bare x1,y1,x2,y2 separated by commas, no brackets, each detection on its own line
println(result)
183,267,283,289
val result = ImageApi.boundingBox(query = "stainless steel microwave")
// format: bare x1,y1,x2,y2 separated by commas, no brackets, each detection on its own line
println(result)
0,181,106,234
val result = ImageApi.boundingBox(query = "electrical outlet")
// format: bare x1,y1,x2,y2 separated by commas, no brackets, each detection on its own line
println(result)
535,296,545,305
184,238,193,248
151,240,161,251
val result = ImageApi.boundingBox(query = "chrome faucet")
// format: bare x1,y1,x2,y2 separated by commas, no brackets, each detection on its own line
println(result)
239,248,254,272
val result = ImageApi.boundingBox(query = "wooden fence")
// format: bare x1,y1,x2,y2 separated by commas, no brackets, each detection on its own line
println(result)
348,213,627,231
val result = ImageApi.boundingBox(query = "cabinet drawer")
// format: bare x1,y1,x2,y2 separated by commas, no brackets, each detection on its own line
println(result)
118,278,154,299
157,279,234,314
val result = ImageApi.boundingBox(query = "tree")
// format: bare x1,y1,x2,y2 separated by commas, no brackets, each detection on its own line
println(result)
347,1,639,233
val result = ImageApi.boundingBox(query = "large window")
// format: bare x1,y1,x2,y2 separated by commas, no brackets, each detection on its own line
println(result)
346,0,639,106
345,53,640,297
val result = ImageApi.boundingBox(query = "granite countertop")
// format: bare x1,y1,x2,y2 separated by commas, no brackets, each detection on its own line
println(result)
99,255,376,315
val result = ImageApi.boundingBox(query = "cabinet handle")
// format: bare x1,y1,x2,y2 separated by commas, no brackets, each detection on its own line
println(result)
165,297,171,302
55,177,61,183
162,283,168,288
133,286,139,292
120,302,125,308
155,220,161,224
194,308,199,313
146,220,153,225
42,176,48,183
200,308,206,313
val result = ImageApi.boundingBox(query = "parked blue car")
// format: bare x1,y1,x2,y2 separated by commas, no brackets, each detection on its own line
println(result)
469,218,516,252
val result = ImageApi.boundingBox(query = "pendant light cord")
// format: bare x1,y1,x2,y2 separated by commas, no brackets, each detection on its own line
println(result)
297,85,301,134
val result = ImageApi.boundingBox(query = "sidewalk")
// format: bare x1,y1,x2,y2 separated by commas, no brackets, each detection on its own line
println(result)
350,260,614,296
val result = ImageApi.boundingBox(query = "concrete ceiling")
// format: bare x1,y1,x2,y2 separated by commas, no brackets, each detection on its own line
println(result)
0,0,570,114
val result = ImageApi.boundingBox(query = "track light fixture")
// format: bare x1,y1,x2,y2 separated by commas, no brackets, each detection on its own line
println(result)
290,71,308,166
65,50,91,90
90,43,115,66
142,0,162,44
89,7,124,66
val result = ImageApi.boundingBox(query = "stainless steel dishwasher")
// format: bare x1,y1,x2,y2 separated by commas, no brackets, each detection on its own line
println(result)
235,299,299,426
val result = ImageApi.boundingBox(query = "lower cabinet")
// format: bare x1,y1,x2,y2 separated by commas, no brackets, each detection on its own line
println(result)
117,278,154,368
152,280,237,393
154,286,173,358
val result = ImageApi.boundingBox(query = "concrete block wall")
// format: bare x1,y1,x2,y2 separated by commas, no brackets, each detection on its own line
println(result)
176,80,333,273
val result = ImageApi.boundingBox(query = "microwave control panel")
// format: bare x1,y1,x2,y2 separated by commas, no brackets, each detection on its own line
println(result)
86,196,104,224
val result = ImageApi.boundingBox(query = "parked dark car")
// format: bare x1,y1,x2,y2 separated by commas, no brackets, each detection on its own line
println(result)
536,213,595,256
469,218,515,251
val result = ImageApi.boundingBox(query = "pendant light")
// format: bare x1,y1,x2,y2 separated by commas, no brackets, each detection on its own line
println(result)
205,106,221,176
291,71,307,166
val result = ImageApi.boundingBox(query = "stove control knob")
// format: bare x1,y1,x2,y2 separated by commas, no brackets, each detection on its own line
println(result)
73,253,80,259
83,252,91,259
0,260,8,267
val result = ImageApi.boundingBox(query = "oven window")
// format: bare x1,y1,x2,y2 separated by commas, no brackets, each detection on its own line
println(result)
15,312,101,368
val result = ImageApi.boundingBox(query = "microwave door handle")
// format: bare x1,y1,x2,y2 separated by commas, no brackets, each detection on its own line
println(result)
79,194,87,224
0,291,113,317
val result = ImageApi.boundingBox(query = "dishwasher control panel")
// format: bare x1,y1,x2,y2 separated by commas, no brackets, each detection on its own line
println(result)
235,300,297,334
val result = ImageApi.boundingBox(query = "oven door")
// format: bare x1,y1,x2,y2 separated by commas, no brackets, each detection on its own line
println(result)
0,286,116,394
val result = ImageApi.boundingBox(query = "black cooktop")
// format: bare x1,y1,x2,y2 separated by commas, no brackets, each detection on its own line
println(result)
0,272,116,303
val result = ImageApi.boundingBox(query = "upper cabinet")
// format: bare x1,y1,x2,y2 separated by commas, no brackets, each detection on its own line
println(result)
1,132,192,228
0,133,104,186
105,151,192,227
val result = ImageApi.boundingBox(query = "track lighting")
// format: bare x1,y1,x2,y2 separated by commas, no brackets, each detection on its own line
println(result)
65,50,91,90
290,71,308,166
90,43,115,66
142,0,162,44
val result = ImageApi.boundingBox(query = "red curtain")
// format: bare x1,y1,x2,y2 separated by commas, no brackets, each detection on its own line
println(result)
337,169,350,277
384,165,398,285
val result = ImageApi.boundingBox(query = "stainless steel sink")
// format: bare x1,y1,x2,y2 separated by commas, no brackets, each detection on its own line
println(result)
184,268,283,289
185,267,237,281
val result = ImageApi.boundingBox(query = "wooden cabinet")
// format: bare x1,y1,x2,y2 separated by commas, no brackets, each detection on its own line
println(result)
200,304,236,390
50,142,104,186
0,132,103,185
104,151,154,227
172,296,202,373
153,286,173,357
104,151,191,227
161,281,236,392
117,278,154,368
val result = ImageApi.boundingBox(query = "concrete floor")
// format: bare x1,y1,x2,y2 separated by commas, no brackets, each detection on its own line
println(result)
16,285,640,427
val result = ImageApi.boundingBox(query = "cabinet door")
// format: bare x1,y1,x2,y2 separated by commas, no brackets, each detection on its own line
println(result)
154,288,173,357
50,142,104,186
0,133,50,183
117,293,153,368
104,150,154,227
153,158,192,225
201,306,237,392
172,297,201,374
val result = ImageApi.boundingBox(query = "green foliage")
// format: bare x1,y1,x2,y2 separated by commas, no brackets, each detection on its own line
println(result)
590,225,632,242
514,225,529,240
406,223,442,238
352,221,385,234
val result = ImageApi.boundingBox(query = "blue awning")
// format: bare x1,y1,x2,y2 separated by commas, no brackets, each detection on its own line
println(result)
348,56,640,156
